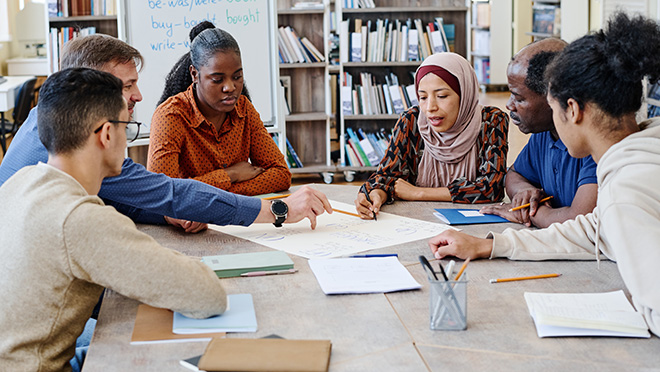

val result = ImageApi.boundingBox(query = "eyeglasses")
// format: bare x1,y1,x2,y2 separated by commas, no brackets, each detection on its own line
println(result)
93,120,142,142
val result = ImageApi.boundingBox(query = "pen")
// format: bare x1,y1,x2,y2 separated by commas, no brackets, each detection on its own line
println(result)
508,196,554,212
240,269,298,277
262,194,291,200
489,273,561,284
350,254,398,258
453,258,470,281
360,184,377,221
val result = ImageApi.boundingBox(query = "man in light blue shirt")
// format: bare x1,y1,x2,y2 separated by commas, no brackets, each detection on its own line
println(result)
481,39,597,228
0,34,331,230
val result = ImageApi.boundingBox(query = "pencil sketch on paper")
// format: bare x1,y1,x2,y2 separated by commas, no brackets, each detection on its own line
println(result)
209,200,455,259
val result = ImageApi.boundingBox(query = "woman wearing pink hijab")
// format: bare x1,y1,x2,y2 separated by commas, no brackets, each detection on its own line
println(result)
355,52,509,219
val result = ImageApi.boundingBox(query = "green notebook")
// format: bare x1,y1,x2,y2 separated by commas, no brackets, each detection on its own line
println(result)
202,251,294,278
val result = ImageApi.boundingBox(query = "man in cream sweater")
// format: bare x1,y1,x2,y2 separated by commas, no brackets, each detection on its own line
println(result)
0,68,227,371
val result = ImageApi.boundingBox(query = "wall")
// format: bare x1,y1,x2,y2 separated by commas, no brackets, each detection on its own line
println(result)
0,0,20,75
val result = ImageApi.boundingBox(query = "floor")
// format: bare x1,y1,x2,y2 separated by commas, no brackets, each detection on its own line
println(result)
0,91,527,186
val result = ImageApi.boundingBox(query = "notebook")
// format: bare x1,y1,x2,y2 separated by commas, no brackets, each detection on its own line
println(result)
130,304,226,344
173,294,257,334
524,290,650,338
198,338,332,372
179,335,285,372
434,208,508,225
201,251,294,278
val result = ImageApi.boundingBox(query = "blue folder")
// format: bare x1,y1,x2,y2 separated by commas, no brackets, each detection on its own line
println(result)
434,209,508,225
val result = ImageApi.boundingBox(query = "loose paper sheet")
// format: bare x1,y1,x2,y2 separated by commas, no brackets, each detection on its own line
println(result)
209,200,455,259
309,257,421,294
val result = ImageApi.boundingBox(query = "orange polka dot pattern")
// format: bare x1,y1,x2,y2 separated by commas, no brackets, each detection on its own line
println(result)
147,85,291,196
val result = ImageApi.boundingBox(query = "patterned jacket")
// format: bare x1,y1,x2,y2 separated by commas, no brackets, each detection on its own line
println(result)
363,105,509,204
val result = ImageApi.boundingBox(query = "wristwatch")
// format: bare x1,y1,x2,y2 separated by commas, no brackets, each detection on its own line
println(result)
270,200,288,227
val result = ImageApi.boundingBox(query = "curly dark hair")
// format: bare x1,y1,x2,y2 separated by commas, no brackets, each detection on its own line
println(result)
546,12,660,119
158,21,251,105
524,50,560,96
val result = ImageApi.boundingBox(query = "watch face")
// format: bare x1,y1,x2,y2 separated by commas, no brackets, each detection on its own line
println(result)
272,200,288,215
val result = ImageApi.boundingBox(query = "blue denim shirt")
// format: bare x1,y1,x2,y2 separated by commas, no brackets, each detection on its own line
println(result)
0,108,261,226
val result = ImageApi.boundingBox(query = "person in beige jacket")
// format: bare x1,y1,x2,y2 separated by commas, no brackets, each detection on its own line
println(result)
428,12,660,337
0,68,227,372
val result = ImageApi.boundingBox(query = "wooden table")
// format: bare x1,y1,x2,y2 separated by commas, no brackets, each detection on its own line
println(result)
83,184,660,371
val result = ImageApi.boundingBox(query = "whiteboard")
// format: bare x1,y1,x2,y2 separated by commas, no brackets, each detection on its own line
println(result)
123,0,278,132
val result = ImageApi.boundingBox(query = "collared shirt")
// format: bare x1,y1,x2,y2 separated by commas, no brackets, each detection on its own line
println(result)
0,107,260,226
363,106,509,204
513,131,597,208
147,85,291,196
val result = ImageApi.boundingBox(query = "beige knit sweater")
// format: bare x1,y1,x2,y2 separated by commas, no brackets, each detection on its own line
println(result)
0,163,227,372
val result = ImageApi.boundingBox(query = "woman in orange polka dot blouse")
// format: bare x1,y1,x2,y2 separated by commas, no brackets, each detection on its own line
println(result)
147,23,291,196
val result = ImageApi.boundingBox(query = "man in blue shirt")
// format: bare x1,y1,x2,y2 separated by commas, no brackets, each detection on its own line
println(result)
481,38,597,228
0,34,331,230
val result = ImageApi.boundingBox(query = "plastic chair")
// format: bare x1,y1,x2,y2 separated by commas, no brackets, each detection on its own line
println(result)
0,78,38,154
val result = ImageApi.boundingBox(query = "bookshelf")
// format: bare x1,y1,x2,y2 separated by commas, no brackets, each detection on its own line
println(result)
44,0,121,74
469,0,512,87
277,0,335,182
337,0,469,180
526,0,588,43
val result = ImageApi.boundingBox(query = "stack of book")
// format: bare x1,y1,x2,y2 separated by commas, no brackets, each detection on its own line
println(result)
340,17,451,63
341,72,419,116
344,128,392,167
47,0,117,17
278,26,325,64
48,26,97,72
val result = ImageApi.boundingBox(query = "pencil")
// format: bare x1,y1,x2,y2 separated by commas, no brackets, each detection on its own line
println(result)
453,258,470,281
489,273,561,284
332,208,361,218
262,194,291,200
508,196,554,212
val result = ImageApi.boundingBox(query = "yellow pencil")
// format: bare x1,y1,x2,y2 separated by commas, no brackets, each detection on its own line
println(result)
489,273,561,284
262,194,291,200
332,209,361,218
508,196,553,212
453,258,470,281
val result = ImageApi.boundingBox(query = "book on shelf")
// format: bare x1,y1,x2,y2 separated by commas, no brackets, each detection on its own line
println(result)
286,137,304,168
472,1,491,28
48,0,116,17
344,128,392,167
344,72,418,116
292,1,324,10
49,26,97,72
472,29,490,56
278,26,325,64
201,251,294,278
532,4,561,36
442,22,456,53
343,0,375,8
342,17,450,63
473,57,490,84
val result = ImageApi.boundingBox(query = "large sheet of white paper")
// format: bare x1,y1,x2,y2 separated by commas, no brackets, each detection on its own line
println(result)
309,257,422,294
209,200,455,259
